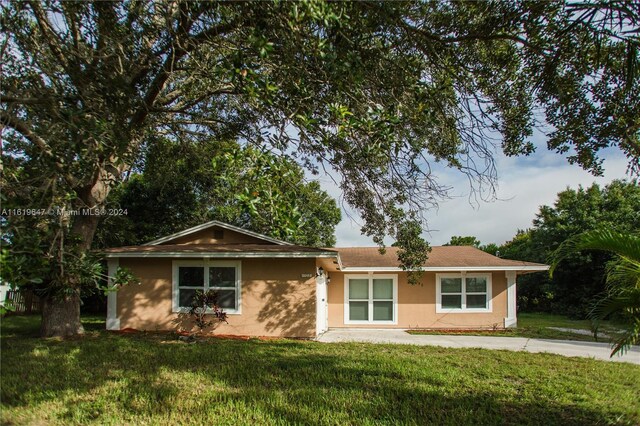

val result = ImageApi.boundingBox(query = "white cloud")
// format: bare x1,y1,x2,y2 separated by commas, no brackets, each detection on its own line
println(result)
426,154,628,246
319,149,631,248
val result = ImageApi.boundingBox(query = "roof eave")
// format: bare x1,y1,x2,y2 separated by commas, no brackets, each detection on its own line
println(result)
339,265,549,272
103,251,338,259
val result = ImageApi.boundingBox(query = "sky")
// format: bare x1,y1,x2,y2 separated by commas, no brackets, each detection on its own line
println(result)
315,137,631,248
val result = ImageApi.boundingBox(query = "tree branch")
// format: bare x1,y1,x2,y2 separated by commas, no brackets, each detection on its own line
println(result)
0,111,54,156
399,19,547,56
129,19,239,130
27,1,69,69
0,96,51,105
0,111,78,186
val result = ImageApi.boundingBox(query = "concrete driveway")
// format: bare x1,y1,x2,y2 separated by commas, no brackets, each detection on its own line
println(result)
317,329,640,365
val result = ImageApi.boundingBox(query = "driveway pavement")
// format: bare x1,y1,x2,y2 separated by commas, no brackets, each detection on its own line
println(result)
317,329,640,364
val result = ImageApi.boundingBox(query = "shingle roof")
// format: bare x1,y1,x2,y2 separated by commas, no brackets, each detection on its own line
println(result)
102,243,547,270
335,246,546,268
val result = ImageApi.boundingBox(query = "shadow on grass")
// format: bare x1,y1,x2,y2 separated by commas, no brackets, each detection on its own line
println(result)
1,317,638,425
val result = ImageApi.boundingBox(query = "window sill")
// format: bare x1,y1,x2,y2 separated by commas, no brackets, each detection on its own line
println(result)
436,308,492,314
345,320,398,325
173,308,242,315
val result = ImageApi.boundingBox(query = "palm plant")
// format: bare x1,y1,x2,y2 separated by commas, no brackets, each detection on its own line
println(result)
549,229,640,356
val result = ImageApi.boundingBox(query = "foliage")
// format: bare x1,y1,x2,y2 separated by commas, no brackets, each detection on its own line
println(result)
0,300,15,316
2,315,640,425
443,236,500,255
500,180,640,317
1,223,138,300
94,139,341,248
550,229,640,356
480,243,500,256
2,1,639,333
185,290,229,334
445,236,482,247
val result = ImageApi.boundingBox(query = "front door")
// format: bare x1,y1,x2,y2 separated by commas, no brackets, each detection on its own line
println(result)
316,274,329,335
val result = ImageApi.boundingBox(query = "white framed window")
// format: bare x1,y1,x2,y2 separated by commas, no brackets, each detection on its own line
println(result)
172,260,242,314
436,273,492,313
344,274,397,324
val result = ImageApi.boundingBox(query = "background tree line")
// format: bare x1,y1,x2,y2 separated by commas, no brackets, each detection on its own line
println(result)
446,180,640,318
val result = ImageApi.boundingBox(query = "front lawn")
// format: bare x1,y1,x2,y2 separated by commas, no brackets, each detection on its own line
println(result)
2,315,639,425
408,312,625,343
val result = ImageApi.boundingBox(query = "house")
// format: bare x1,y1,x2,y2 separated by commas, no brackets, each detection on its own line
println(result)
103,221,548,337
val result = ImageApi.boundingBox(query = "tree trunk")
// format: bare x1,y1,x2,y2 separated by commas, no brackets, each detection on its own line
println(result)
40,294,84,337
39,169,115,337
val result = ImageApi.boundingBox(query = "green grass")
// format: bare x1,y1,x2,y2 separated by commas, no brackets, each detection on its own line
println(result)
2,315,639,425
408,312,625,343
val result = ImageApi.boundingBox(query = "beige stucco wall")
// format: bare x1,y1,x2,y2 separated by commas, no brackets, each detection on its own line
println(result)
116,257,317,337
164,227,270,245
327,271,508,329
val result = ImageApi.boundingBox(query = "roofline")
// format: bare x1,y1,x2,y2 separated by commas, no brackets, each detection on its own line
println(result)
103,251,338,259
339,265,549,272
142,220,293,246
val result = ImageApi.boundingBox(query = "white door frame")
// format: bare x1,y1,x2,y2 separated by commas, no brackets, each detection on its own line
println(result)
316,274,329,336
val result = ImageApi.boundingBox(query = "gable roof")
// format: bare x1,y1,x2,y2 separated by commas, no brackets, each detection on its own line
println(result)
142,220,293,246
334,246,548,272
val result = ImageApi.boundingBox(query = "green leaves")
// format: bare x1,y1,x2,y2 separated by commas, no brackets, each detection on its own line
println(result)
95,138,341,248
549,229,640,356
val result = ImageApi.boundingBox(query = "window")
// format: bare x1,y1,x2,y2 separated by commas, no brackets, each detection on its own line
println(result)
172,260,241,314
345,275,397,324
436,273,492,313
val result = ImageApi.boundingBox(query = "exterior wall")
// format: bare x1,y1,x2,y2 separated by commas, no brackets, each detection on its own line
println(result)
116,257,317,337
327,271,508,329
163,227,272,245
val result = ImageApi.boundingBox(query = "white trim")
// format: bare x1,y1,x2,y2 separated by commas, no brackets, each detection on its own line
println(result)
435,273,493,313
171,259,242,315
106,259,120,330
316,274,329,336
105,251,337,259
344,274,398,325
143,220,293,246
340,266,549,272
504,271,517,328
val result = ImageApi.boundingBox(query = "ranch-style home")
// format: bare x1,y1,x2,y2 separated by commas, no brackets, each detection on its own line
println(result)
103,221,548,338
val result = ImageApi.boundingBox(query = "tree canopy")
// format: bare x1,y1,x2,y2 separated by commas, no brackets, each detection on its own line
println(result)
1,1,639,335
444,236,499,255
445,236,482,247
95,138,341,248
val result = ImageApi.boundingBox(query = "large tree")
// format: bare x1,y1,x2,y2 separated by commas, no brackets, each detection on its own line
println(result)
1,1,639,336
94,138,341,248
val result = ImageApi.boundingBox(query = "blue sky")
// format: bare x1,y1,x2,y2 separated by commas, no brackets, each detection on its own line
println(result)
316,137,630,248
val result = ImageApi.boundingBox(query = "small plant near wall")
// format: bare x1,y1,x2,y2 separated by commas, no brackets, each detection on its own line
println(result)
176,290,228,341
189,290,229,332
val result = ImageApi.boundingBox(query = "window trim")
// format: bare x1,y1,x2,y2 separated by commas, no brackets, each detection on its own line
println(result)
172,259,242,314
344,274,398,325
436,272,492,313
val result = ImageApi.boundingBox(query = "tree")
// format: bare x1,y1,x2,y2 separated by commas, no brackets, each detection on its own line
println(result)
445,236,481,247
444,236,499,255
94,138,341,248
550,229,640,356
500,180,640,317
2,1,639,336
